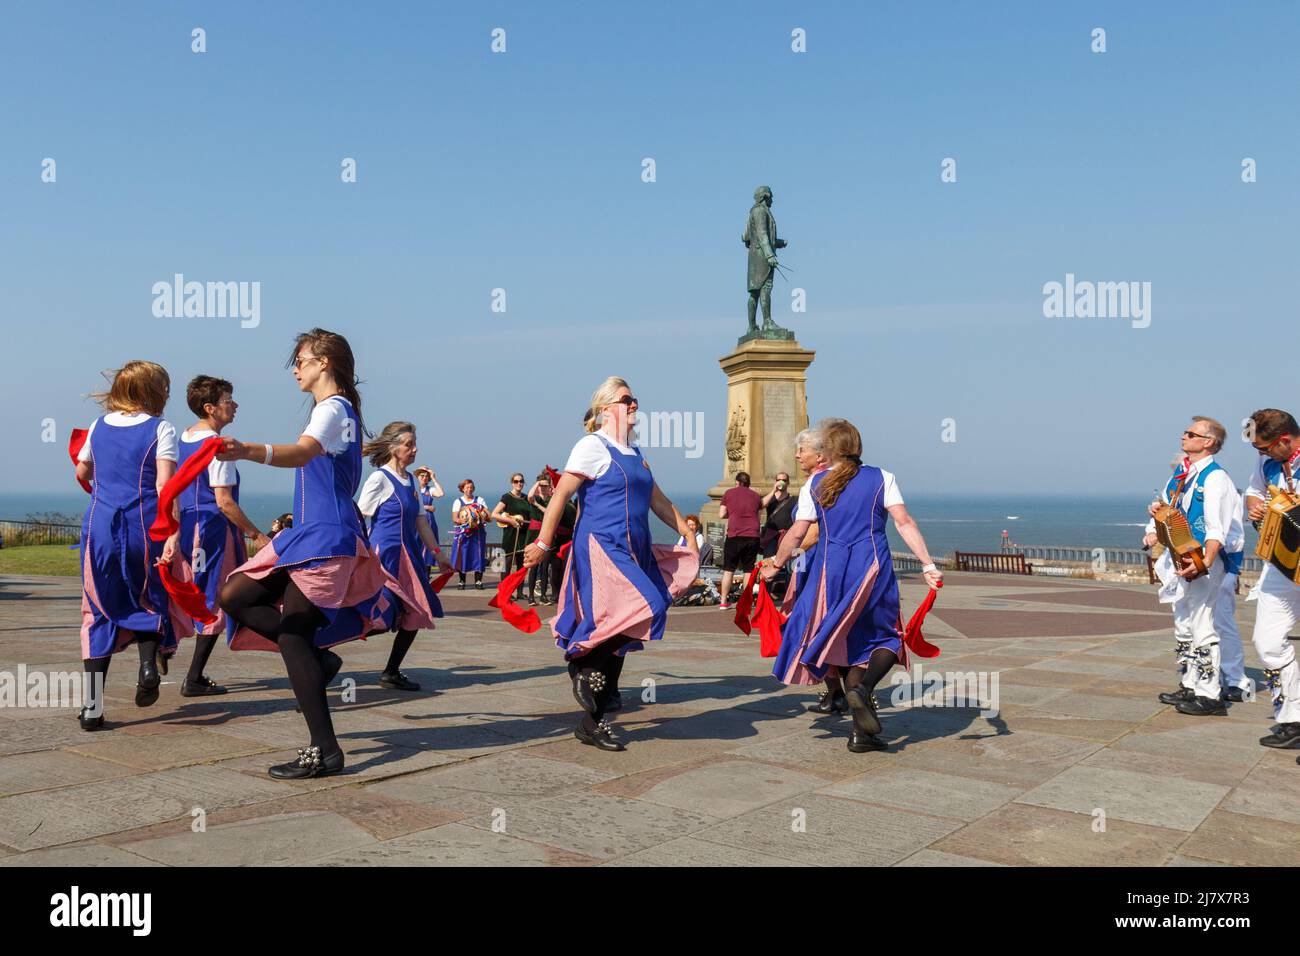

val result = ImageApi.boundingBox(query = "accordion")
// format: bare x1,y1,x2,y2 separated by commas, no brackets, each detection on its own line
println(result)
1152,503,1207,579
1255,485,1300,583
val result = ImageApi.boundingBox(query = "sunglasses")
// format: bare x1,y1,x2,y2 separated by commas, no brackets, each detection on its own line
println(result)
610,395,638,407
1252,433,1292,453
1183,431,1212,440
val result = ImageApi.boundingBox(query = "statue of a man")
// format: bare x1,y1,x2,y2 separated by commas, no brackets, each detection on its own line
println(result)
742,185,790,338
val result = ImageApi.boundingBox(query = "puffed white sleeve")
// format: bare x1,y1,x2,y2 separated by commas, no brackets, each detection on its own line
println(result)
564,435,608,480
356,471,391,518
881,470,904,508
208,458,238,488
77,420,98,463
155,421,178,462
302,401,348,455
794,479,817,522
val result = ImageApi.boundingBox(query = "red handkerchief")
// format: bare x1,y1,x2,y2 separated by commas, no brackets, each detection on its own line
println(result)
69,428,92,494
489,566,541,633
902,582,942,659
150,437,223,541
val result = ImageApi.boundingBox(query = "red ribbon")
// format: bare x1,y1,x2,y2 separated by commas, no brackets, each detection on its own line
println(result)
146,436,224,627
544,464,562,487
733,566,759,635
149,437,223,541
902,582,943,659
69,428,92,494
751,578,786,658
489,567,541,633
159,563,218,625
432,571,454,593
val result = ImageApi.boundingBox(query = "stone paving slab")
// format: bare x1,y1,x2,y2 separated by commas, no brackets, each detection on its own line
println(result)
2,571,1298,866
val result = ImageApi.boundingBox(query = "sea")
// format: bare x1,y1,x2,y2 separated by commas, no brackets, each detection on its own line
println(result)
0,491,1185,556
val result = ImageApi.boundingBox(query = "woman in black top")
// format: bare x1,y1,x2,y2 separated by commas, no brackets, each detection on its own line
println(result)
491,472,532,600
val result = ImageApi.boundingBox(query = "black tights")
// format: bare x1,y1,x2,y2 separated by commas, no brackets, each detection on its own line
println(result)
220,571,340,757
843,648,899,699
569,635,634,728
186,635,219,683
82,631,159,711
458,570,483,586
384,629,416,676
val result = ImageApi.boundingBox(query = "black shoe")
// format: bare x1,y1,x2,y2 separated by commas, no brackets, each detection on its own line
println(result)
1174,695,1227,716
181,675,227,697
571,668,606,715
575,719,625,752
810,690,848,714
1259,722,1300,748
528,598,537,607
1221,686,1245,703
268,746,345,780
77,707,105,731
379,671,420,691
135,657,161,707
458,582,465,590
1158,686,1196,705
475,581,484,590
539,596,553,606
845,684,882,735
847,729,887,753
605,690,623,712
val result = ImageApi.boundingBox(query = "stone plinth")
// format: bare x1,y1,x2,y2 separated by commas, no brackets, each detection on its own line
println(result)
698,337,814,548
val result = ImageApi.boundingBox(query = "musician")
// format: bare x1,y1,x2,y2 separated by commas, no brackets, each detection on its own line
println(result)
1243,408,1300,749
1142,417,1241,716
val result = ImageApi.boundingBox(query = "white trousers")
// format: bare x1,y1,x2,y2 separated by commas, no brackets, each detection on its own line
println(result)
1171,560,1224,699
1214,572,1249,689
1248,564,1300,723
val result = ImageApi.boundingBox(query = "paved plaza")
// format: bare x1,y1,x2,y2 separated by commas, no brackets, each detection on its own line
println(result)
1,571,1298,866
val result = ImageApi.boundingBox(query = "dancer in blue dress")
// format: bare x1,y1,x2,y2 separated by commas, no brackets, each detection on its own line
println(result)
450,479,488,589
413,466,444,569
524,376,699,752
75,361,181,730
359,422,450,691
218,329,412,779
763,419,943,752
173,375,271,697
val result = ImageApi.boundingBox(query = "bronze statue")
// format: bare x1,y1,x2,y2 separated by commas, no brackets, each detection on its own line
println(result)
741,185,792,342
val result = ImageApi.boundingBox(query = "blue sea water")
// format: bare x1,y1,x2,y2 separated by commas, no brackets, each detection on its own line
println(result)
0,490,1170,556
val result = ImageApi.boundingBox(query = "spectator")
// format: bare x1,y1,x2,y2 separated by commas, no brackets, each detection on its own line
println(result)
718,471,762,610
760,471,796,558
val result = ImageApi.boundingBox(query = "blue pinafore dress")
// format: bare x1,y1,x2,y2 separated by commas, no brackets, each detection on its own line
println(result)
176,432,247,636
552,434,697,659
773,466,902,686
227,396,396,650
450,496,486,572
369,468,444,632
418,485,440,566
79,415,178,659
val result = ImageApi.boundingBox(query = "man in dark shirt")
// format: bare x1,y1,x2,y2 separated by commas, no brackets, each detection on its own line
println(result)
760,472,796,558
719,472,762,610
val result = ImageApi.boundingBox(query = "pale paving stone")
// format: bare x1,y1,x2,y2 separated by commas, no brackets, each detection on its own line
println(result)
894,849,1006,867
0,750,133,796
691,794,961,867
313,822,593,866
0,843,162,867
822,767,1024,821
67,728,275,770
725,728,897,780
459,790,719,861
0,765,291,850
604,835,811,867
1048,691,1166,723
367,750,618,817
933,804,1183,866
1016,765,1229,831
119,810,376,865
1081,746,1254,790
635,759,827,819
1177,810,1300,866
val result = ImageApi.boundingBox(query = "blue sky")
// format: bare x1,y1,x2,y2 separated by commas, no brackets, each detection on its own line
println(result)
2,0,1297,505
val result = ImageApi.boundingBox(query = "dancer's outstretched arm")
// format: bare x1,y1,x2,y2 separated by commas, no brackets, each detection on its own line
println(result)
887,503,943,589
217,435,324,469
649,483,696,549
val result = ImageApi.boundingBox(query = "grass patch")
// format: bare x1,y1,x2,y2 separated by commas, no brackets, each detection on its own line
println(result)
0,544,80,577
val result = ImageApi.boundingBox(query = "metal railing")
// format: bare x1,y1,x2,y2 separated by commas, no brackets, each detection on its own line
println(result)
0,520,81,547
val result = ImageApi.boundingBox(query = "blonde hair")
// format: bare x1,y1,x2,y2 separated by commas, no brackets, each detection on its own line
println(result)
815,418,863,509
585,376,631,433
93,360,171,416
362,421,415,468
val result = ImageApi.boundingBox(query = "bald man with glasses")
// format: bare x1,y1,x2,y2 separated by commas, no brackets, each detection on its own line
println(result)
1143,417,1244,717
